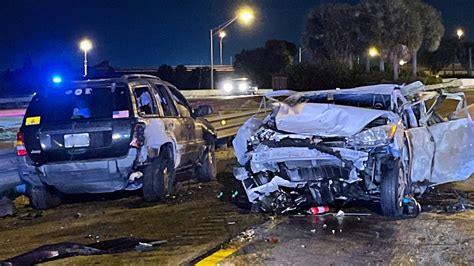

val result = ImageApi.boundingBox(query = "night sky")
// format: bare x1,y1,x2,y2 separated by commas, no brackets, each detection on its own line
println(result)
1,0,472,70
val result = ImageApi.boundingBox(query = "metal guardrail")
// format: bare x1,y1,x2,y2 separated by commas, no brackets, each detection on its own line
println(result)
206,108,271,139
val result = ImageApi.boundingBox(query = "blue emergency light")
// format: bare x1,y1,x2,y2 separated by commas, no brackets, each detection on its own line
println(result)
52,75,63,84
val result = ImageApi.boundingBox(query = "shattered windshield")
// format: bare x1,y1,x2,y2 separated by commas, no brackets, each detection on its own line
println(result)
292,92,392,110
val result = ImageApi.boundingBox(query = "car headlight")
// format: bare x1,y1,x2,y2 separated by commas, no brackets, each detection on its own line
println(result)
348,124,397,148
222,82,233,92
238,82,249,91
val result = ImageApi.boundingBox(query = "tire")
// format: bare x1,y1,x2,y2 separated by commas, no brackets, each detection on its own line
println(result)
28,186,62,210
195,143,217,182
380,159,407,217
142,146,175,202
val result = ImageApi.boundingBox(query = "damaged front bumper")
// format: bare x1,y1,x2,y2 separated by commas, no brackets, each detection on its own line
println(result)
234,143,375,214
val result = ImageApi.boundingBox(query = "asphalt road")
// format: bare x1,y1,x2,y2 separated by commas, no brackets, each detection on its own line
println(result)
223,178,474,265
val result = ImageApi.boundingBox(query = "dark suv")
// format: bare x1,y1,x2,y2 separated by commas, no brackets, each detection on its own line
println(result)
17,75,216,209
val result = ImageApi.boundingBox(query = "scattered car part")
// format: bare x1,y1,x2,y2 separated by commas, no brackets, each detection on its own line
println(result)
0,238,167,265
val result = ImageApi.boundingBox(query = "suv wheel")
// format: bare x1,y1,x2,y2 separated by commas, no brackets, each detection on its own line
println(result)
380,159,406,217
195,143,217,182
143,146,175,202
28,186,62,210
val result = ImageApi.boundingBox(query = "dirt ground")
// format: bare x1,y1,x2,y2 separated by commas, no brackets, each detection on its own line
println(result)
0,149,267,265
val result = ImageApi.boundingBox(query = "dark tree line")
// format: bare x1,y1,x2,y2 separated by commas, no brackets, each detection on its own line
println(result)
303,0,445,80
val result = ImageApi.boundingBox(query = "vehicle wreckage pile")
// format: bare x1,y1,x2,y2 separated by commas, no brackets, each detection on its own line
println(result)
233,82,474,216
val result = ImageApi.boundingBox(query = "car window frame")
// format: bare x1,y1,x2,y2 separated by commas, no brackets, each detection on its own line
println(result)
150,81,179,118
132,84,160,118
167,85,194,118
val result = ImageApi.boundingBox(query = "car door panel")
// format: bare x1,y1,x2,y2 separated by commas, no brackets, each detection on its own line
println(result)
429,118,474,185
407,127,435,184
150,82,191,169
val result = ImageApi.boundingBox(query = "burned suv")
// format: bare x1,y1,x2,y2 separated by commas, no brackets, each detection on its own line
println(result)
17,75,216,209
233,82,474,216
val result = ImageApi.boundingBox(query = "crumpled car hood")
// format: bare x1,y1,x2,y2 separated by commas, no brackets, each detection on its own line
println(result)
275,102,393,137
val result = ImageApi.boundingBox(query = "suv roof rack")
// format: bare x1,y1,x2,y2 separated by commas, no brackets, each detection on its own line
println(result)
122,74,161,80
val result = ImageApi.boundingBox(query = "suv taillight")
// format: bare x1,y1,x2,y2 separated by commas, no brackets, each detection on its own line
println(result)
16,131,27,156
130,123,146,148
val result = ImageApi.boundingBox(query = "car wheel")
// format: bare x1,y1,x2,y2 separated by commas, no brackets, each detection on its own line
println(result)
28,186,62,210
142,146,175,202
380,159,406,217
195,143,217,182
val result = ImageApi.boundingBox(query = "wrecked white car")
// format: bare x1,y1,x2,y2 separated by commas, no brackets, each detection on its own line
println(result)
233,83,474,216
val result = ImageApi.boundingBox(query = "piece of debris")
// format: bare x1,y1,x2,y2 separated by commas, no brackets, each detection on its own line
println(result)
0,197,16,217
227,221,236,225
75,212,82,218
135,242,153,252
301,245,306,248
13,195,29,206
267,237,279,244
235,229,256,243
331,230,336,234
322,224,328,229
1,238,167,265
18,210,42,220
310,229,316,233
336,210,345,217
309,206,329,215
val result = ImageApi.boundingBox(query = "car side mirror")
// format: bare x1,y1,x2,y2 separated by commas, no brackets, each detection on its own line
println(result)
194,105,213,117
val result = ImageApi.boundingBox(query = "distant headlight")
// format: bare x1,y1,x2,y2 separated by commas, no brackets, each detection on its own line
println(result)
222,82,233,92
348,124,397,148
238,82,249,91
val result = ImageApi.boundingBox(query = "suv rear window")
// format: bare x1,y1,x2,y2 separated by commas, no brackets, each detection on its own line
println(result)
25,84,131,124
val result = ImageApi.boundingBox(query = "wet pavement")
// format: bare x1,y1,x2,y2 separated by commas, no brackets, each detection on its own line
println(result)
223,178,474,265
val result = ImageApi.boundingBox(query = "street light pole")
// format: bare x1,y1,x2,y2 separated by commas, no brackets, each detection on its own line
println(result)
83,50,88,77
210,29,214,89
219,31,226,65
79,39,92,78
209,6,255,89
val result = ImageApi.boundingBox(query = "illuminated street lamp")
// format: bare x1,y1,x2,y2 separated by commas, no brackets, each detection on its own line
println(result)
368,47,379,57
79,39,93,77
219,31,227,65
457,28,465,40
210,6,255,89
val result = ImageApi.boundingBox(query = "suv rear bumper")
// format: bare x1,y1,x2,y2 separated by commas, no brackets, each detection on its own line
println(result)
18,149,138,194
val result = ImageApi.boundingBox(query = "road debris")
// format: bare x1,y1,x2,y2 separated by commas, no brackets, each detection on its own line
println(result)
18,210,42,220
309,206,329,215
234,229,256,243
0,237,167,265
267,237,279,244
